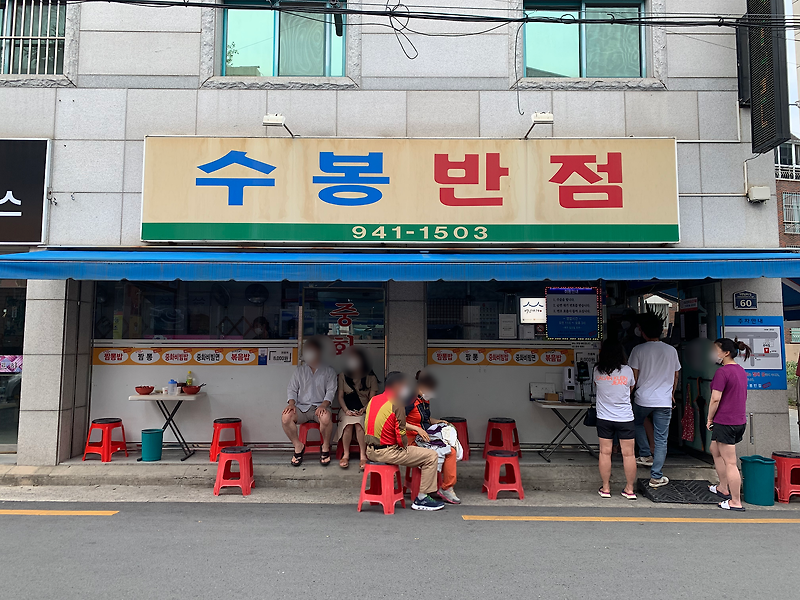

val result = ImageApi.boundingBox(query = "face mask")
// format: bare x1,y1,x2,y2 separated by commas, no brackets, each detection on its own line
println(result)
254,327,263,336
345,358,361,372
634,326,642,337
712,351,724,365
422,392,435,401
303,349,318,363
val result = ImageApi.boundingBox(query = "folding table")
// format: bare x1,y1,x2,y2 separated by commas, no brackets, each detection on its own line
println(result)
128,392,206,461
534,400,597,462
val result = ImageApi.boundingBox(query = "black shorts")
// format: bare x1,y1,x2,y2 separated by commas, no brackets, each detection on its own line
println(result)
596,419,635,440
711,423,746,445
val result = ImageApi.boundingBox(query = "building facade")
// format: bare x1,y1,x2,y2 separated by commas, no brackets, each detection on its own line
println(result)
0,0,795,465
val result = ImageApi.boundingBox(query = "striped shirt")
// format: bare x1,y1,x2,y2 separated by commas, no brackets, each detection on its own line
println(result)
364,391,407,448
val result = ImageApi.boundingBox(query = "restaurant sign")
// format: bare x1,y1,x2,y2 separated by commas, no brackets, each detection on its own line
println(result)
428,347,575,367
142,137,679,244
93,347,297,366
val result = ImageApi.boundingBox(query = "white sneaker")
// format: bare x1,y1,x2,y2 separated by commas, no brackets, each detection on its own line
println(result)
636,456,653,467
438,488,461,504
649,476,670,488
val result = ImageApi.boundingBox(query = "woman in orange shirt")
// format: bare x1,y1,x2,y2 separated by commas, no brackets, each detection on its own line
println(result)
405,370,460,504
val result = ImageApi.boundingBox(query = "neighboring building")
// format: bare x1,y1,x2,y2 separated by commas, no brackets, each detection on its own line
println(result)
0,1,796,465
775,139,800,248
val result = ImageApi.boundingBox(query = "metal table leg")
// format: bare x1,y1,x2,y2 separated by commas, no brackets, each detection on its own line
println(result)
538,408,597,462
155,400,195,461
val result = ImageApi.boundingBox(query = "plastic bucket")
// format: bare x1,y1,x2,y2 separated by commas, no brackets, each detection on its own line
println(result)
141,428,163,462
740,455,776,506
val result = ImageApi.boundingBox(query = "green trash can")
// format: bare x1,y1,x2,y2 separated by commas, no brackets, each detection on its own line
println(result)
740,455,775,506
141,428,163,462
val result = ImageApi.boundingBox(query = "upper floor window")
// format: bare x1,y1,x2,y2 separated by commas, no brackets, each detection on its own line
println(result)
783,193,800,235
223,1,345,77
775,142,800,180
1,0,66,75
524,2,644,78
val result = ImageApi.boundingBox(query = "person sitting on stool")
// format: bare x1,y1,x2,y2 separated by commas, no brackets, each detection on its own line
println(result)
364,371,445,512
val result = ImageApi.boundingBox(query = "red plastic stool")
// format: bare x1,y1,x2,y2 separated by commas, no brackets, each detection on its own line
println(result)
82,418,128,462
773,451,800,503
210,418,243,462
358,462,405,514
299,422,323,454
214,446,254,496
403,466,443,498
483,417,521,458
442,416,470,461
482,450,525,500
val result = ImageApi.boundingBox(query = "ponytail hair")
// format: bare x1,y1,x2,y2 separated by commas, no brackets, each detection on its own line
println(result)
715,337,752,361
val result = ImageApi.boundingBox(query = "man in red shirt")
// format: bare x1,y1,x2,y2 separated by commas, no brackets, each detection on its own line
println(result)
364,372,444,511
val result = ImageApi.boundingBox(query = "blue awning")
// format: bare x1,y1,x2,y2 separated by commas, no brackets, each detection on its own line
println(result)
1,250,800,282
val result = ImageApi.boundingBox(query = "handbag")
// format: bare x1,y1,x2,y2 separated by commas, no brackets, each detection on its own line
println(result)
583,405,597,427
681,382,695,442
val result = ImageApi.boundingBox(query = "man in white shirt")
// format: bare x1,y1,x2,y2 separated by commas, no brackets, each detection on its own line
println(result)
628,312,681,489
282,337,337,466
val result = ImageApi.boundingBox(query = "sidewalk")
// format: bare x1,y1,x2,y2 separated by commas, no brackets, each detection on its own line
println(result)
0,449,716,492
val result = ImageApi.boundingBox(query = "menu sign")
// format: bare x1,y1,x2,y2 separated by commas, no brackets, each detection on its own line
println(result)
428,347,574,367
93,347,297,366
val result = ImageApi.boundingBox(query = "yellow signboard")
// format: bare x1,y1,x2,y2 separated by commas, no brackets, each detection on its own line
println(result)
427,347,575,367
92,347,297,366
142,137,679,244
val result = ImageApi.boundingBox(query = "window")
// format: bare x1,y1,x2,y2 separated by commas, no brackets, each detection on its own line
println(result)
792,328,800,344
94,281,301,340
524,2,644,78
1,0,66,75
783,193,800,234
223,1,345,77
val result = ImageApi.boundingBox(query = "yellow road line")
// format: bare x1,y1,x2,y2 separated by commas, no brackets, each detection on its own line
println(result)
0,509,118,516
462,515,800,524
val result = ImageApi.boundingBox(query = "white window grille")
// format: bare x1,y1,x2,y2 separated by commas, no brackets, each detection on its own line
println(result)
783,193,800,234
1,0,66,75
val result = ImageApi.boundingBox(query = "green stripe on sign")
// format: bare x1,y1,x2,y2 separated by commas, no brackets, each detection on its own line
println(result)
141,223,679,243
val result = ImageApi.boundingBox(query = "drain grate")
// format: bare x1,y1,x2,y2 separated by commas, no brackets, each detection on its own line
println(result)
638,479,721,504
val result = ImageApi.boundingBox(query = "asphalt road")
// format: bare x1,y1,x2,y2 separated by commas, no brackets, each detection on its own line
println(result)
1,501,799,600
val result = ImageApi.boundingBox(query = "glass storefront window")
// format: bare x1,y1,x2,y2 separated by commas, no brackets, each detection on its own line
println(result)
302,286,384,339
94,281,301,340
0,284,25,446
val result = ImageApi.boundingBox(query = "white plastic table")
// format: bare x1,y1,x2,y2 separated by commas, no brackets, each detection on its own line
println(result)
128,392,206,461
533,400,597,462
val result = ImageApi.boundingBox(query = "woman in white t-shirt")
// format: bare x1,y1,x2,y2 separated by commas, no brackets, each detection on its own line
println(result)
593,339,637,500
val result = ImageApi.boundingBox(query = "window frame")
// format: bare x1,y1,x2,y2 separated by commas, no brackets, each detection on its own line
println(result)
523,0,646,79
783,192,800,235
221,1,346,78
0,0,67,76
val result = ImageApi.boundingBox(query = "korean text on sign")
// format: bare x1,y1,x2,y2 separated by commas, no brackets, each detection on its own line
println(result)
550,153,622,209
313,153,390,206
434,153,509,206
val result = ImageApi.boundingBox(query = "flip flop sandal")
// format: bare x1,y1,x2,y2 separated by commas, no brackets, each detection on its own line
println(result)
320,450,331,466
718,500,746,512
359,459,367,471
339,457,349,469
621,491,637,500
598,488,611,499
291,446,305,467
708,484,732,500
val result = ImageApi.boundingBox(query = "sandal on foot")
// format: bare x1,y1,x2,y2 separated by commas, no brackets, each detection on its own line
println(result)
621,490,637,500
320,450,331,466
291,446,305,467
709,484,731,500
339,457,349,469
598,488,611,499
718,500,745,511
359,458,367,470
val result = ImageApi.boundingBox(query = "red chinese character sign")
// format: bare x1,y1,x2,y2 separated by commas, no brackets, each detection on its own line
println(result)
143,137,679,244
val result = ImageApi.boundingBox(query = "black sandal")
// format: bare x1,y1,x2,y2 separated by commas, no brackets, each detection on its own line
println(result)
291,446,305,467
320,450,331,466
